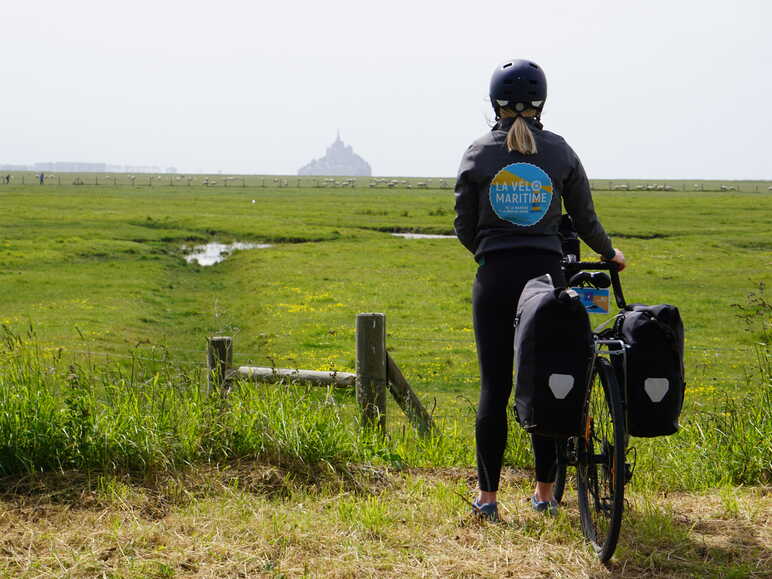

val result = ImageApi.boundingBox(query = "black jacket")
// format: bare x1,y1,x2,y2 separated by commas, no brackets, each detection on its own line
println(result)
454,117,614,261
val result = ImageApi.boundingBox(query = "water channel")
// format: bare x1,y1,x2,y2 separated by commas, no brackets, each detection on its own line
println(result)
184,234,454,266
390,233,455,239
183,242,272,266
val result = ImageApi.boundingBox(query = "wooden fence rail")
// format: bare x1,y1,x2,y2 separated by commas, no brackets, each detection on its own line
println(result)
236,366,355,387
386,353,434,437
207,313,434,436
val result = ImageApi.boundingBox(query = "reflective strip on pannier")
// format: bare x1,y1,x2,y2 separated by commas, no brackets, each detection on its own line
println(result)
548,374,575,399
643,378,669,403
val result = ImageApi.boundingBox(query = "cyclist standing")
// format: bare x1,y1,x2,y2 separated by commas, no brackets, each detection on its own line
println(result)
454,59,626,521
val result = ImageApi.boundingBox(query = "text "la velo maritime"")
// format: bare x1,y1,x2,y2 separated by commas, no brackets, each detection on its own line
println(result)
492,180,548,204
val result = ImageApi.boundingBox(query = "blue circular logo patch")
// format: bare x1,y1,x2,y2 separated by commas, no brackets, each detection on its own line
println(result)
489,163,553,226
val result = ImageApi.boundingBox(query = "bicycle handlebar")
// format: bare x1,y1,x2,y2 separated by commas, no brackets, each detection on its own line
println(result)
563,260,627,310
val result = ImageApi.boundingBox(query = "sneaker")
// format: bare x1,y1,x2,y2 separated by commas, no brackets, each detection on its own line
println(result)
530,495,558,516
472,500,500,522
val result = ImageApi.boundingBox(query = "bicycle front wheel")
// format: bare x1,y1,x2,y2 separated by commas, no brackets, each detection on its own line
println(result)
576,357,626,562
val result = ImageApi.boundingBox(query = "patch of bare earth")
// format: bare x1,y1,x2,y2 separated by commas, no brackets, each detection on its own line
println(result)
0,466,768,577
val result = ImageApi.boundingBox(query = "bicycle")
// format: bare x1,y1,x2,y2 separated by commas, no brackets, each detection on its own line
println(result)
552,259,633,563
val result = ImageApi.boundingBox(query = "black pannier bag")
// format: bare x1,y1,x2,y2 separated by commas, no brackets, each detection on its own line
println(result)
514,274,594,438
619,304,685,437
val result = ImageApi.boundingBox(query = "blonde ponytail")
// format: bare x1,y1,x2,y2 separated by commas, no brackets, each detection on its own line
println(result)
500,109,538,155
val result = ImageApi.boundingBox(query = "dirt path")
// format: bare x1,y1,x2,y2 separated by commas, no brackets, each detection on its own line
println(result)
0,467,768,577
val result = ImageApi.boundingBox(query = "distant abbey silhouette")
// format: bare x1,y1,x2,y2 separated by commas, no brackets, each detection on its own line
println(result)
297,131,371,176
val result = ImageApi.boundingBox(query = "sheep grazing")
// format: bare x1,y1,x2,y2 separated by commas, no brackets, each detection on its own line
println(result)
613,184,629,191
720,185,737,191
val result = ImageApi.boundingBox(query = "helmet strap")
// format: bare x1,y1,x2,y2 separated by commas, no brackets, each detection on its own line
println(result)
496,102,543,123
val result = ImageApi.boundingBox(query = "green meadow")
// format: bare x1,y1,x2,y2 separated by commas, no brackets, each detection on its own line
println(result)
2,179,769,479
1,181,769,394
0,181,769,576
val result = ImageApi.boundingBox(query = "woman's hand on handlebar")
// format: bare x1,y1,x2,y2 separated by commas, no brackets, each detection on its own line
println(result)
606,248,626,271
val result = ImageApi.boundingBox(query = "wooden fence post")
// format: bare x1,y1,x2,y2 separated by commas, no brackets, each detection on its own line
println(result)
386,353,434,436
207,336,233,393
356,313,387,431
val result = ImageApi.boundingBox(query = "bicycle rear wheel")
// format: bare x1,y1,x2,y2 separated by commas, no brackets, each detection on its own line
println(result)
576,357,626,562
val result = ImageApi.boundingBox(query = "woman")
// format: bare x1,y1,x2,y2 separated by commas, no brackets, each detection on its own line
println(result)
454,59,626,521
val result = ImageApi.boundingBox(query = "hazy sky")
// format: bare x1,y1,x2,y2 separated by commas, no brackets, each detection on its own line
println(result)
3,1,770,178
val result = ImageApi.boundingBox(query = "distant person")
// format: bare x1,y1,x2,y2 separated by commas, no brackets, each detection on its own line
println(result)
39,172,45,185
4,175,9,184
454,59,626,521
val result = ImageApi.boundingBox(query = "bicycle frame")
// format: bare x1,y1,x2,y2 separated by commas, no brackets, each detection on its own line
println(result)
554,260,633,562
566,260,630,423
595,339,627,388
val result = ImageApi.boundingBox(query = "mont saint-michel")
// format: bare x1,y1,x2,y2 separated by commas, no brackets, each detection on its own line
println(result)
298,132,372,177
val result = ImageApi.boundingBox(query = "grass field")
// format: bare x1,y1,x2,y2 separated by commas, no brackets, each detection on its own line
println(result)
0,180,770,576
1,182,769,390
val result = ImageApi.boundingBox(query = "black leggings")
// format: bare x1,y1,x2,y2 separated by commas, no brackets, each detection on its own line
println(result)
473,250,566,492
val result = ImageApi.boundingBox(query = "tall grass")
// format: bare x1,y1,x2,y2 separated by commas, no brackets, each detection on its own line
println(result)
0,327,368,476
632,344,771,490
0,327,769,490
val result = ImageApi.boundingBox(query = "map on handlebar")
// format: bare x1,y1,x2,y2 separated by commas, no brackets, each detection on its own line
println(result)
572,287,610,313
563,257,625,313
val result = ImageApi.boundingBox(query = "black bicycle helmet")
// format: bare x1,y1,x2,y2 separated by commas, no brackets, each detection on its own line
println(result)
489,59,547,119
